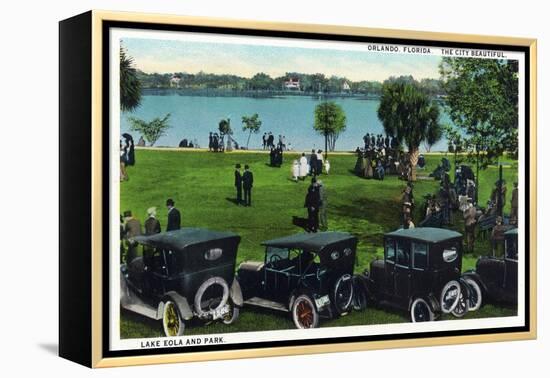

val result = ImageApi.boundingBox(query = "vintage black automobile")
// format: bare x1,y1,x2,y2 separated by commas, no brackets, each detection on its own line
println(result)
463,228,518,305
237,232,358,329
120,228,243,336
357,227,479,322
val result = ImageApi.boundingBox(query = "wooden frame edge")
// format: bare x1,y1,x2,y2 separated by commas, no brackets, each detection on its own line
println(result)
88,10,538,368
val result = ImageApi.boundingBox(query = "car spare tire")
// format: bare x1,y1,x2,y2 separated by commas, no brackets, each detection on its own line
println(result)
440,280,461,314
194,276,230,318
333,274,354,315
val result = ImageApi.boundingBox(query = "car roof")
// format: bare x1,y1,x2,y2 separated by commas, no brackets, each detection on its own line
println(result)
261,232,356,252
133,228,239,250
504,228,518,236
385,227,462,243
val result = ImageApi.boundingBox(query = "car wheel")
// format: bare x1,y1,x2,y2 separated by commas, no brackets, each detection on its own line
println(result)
451,292,468,318
440,280,461,314
333,274,354,315
352,277,368,311
162,300,185,337
410,297,434,322
222,301,240,325
292,294,319,329
464,278,483,311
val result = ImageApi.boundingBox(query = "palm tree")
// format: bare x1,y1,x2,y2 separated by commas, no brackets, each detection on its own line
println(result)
120,47,142,112
377,82,441,181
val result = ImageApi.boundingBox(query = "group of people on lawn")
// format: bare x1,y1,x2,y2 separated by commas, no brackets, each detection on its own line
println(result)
120,199,182,264
291,149,330,181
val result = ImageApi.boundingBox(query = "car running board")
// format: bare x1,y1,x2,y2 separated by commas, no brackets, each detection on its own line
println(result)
244,297,289,312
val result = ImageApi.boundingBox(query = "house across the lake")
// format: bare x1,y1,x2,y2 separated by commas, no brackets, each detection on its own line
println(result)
170,75,182,88
284,78,300,90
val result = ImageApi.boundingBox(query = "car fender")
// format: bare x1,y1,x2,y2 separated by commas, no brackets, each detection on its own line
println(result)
230,279,244,307
461,271,488,297
159,291,194,321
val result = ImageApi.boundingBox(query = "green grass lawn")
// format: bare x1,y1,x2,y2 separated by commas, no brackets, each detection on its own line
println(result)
120,149,518,338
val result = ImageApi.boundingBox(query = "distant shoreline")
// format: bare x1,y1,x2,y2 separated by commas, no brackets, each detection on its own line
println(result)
142,87,382,100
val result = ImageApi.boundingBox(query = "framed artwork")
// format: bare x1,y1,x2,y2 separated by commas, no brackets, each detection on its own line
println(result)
59,10,537,368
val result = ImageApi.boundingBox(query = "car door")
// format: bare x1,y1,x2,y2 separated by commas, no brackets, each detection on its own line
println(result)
411,242,429,295
383,238,396,297
263,247,291,300
394,239,412,307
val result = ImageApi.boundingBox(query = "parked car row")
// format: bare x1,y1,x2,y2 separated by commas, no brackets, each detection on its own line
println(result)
120,226,518,336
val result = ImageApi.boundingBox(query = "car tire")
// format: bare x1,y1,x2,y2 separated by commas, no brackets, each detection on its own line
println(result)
222,301,240,325
451,292,468,318
464,277,483,311
410,297,435,322
162,300,185,337
292,294,319,329
194,276,230,318
440,280,461,314
352,277,368,311
333,274,354,315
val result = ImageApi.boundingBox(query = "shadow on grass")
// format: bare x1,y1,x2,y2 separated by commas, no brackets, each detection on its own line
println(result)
292,216,309,232
225,197,241,206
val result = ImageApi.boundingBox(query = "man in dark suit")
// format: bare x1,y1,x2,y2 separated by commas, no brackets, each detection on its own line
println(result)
309,149,318,176
166,198,181,231
242,165,254,207
304,178,321,232
234,163,243,205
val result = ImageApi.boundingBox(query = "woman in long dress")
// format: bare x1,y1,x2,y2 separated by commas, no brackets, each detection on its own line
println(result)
292,160,300,182
299,153,308,180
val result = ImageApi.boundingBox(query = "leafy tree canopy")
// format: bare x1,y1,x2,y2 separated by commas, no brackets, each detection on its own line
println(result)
313,101,347,152
439,57,518,167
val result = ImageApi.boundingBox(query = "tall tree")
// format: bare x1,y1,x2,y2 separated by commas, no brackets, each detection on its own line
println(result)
377,82,441,181
313,102,347,156
218,118,233,150
120,47,142,112
128,114,171,146
241,114,262,149
440,57,519,200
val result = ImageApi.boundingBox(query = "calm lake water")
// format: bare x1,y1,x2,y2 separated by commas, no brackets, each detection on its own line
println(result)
120,94,450,152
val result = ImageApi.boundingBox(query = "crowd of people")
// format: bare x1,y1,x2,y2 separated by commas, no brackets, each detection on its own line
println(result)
262,133,292,151
354,133,406,181
120,198,182,264
208,132,224,152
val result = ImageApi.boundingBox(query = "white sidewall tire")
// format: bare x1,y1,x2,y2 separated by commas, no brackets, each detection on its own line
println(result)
464,278,483,311
451,292,468,318
162,300,185,337
440,280,461,314
410,297,434,322
292,294,319,329
333,274,354,314
194,276,230,317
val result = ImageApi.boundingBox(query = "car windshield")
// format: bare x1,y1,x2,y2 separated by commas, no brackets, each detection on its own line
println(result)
265,246,289,264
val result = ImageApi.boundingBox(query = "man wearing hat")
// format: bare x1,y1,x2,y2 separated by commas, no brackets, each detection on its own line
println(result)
491,216,507,256
234,163,243,205
166,199,181,231
242,165,254,207
463,198,477,253
144,207,161,235
123,210,142,264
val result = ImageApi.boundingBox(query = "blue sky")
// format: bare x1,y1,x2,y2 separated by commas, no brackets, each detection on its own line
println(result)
122,36,442,82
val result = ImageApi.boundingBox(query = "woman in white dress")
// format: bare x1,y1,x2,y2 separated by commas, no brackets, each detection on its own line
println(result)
291,160,300,182
299,153,308,180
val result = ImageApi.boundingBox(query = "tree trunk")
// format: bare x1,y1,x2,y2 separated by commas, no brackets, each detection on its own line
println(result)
246,131,252,149
325,134,328,159
409,147,420,181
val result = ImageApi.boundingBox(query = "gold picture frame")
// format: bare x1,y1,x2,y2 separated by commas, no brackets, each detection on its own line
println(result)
59,10,537,368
